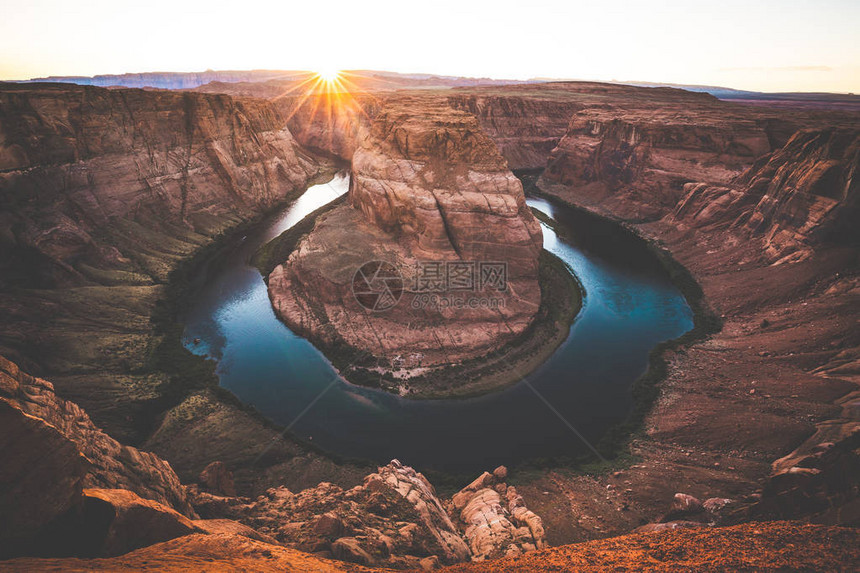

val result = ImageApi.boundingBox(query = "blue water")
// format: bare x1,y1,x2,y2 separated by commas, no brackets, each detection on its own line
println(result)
182,174,693,474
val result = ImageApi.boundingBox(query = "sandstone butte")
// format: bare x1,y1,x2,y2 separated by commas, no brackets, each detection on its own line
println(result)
1,78,859,571
267,97,544,375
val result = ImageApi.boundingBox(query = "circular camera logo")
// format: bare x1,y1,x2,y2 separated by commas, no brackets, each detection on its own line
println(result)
352,261,403,311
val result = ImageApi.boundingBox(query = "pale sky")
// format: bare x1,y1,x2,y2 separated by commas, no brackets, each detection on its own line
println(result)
2,0,859,93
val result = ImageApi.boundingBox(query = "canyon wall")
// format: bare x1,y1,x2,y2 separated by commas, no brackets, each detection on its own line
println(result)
0,83,320,288
278,94,378,161
535,85,856,224
268,97,543,379
2,79,859,568
672,128,860,261
447,91,582,169
541,105,771,220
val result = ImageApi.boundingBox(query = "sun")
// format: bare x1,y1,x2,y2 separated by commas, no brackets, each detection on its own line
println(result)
316,69,341,83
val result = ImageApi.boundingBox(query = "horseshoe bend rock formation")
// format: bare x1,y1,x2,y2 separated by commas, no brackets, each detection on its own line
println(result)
268,98,543,374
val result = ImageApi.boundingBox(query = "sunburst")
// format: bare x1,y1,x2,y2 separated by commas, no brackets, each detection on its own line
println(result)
316,69,341,84
274,70,382,153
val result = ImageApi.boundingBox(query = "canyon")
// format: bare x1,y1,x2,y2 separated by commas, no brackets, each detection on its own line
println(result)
1,76,859,570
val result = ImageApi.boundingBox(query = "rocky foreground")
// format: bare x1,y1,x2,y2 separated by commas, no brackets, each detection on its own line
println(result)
1,352,546,567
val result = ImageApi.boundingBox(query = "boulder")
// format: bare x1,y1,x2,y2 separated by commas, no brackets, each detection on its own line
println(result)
671,493,704,515
0,357,194,517
77,488,200,556
199,461,237,497
312,512,345,538
331,537,375,565
0,399,88,557
452,468,546,560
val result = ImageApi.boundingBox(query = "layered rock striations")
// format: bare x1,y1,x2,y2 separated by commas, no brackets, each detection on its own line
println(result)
450,467,546,560
268,98,543,375
0,356,193,519
536,82,860,223
0,83,337,462
0,83,319,287
0,355,196,556
541,105,771,220
447,89,583,169
672,128,859,262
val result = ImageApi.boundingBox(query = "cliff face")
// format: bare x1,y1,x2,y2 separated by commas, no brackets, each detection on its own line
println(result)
0,355,195,556
672,128,860,262
541,106,772,220
0,83,318,287
741,128,859,259
278,94,376,161
532,96,860,538
268,97,542,376
349,99,542,270
0,355,192,515
447,93,582,169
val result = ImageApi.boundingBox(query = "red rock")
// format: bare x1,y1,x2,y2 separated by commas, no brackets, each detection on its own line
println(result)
0,399,88,557
312,512,345,538
671,128,860,262
493,466,509,482
79,488,200,556
192,518,279,544
199,461,237,497
703,498,735,515
671,493,704,514
331,536,375,565
0,83,319,286
635,521,708,533
0,357,194,517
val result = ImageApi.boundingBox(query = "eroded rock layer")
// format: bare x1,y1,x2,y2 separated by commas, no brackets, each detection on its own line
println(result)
0,83,318,287
447,89,583,169
268,97,543,371
0,355,193,519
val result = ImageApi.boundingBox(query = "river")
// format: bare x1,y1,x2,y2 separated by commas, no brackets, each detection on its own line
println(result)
181,173,693,474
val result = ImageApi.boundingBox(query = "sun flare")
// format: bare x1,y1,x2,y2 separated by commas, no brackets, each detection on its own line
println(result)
316,69,341,83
